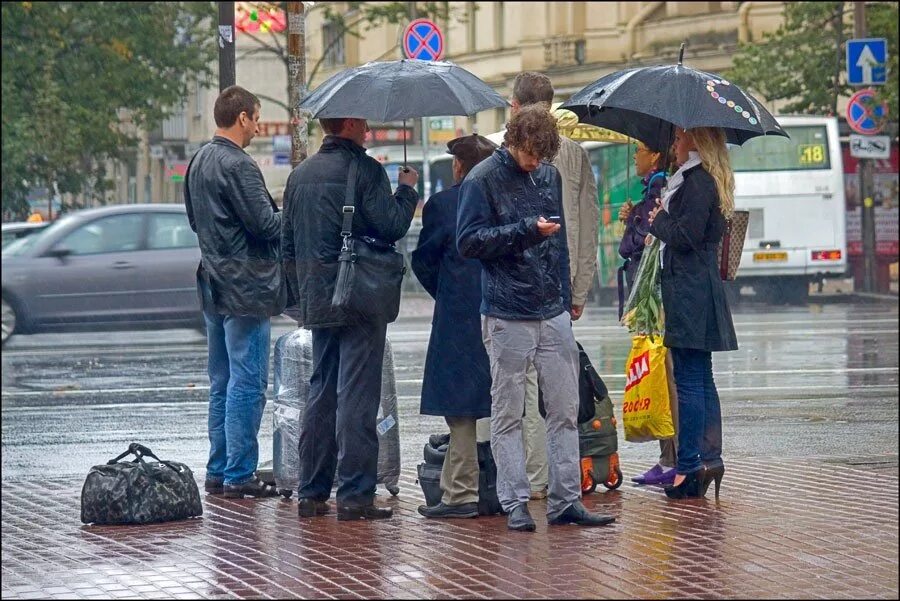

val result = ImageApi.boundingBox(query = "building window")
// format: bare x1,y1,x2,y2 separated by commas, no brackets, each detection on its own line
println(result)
322,21,345,68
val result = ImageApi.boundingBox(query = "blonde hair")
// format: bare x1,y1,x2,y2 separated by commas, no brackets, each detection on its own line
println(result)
687,127,735,217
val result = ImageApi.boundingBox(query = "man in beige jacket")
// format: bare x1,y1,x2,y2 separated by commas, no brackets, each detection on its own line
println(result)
481,72,598,498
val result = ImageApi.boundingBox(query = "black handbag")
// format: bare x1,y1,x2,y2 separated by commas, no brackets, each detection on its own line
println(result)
80,443,203,525
331,156,406,323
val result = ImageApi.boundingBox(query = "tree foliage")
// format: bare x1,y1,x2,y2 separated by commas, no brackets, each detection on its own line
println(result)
1,1,217,218
727,1,898,117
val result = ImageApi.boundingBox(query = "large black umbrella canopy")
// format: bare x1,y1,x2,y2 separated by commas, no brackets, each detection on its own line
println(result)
299,58,508,122
560,52,788,150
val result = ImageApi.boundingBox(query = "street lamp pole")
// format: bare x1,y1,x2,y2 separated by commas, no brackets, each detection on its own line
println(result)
217,2,236,92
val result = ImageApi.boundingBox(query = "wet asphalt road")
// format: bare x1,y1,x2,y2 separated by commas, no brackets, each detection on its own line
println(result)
2,296,898,483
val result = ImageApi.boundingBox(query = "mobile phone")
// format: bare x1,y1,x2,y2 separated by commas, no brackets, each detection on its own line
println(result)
547,215,561,223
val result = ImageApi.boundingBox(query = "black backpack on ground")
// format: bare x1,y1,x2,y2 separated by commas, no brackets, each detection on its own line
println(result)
416,436,503,516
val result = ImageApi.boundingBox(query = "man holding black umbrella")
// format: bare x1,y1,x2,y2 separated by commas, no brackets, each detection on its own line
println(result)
282,117,418,521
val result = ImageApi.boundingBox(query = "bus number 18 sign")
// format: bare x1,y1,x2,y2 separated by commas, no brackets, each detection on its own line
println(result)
402,19,444,61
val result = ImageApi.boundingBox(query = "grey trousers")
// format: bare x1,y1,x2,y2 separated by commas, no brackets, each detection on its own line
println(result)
476,358,549,493
442,417,479,505
482,313,581,518
522,361,549,491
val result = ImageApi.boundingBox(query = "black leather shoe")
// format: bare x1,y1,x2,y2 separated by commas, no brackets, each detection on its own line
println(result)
297,498,331,517
418,502,478,519
223,477,278,499
506,503,536,532
204,478,224,495
336,504,393,521
548,501,616,526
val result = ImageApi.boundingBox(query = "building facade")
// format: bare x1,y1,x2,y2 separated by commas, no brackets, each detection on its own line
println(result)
104,1,787,206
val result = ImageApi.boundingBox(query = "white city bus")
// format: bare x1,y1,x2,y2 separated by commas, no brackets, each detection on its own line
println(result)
729,115,847,303
587,115,847,305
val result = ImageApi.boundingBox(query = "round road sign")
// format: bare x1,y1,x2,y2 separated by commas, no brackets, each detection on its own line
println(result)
402,18,444,61
846,88,889,135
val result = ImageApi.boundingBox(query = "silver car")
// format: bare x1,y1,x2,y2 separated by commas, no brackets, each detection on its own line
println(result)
2,204,202,346
2,221,50,248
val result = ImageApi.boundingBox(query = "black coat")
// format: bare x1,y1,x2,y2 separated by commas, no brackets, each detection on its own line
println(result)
456,148,571,320
281,136,418,328
411,185,491,418
184,136,286,317
649,165,738,353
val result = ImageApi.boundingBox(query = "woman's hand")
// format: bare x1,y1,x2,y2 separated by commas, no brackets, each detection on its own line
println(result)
618,201,633,223
648,199,663,225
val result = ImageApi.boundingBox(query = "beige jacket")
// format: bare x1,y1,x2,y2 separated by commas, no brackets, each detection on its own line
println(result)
485,130,599,307
553,136,599,307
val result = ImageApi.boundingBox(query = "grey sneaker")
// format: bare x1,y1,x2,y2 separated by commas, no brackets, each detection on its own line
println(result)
507,503,536,532
417,502,479,519
548,500,615,527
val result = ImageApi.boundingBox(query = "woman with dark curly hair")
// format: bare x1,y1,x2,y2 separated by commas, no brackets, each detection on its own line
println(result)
457,105,616,531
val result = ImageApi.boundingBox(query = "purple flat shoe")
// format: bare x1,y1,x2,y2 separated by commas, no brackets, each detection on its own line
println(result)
631,464,677,485
631,464,663,484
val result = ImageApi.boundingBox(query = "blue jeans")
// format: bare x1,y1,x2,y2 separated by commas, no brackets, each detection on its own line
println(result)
670,347,723,475
203,299,271,486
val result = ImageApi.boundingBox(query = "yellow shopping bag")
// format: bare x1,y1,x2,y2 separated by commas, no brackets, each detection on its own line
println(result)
622,335,675,442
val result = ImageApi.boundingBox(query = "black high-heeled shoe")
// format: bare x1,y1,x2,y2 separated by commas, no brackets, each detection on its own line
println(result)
664,468,705,499
701,465,725,498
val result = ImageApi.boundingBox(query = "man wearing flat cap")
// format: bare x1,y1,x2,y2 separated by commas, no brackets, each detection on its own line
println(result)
411,134,498,519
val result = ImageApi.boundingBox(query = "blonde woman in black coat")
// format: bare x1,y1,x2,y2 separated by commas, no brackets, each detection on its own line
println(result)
648,126,738,499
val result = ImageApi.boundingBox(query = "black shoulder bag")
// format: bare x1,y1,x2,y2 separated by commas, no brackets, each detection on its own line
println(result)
331,156,407,323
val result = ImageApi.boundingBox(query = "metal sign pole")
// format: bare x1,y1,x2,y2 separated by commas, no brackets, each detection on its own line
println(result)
853,3,876,293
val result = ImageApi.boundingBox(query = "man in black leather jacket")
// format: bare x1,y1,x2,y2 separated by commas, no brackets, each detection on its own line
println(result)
282,116,418,521
184,85,285,499
457,105,615,531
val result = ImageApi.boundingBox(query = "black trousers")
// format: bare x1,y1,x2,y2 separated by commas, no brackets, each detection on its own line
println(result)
297,320,387,506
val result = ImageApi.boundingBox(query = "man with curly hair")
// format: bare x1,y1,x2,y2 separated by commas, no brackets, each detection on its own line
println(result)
457,105,616,531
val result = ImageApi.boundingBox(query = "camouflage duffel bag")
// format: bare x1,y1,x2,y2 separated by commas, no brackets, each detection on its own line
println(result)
81,443,203,525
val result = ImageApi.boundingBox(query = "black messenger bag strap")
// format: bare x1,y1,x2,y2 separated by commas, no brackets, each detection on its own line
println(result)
340,156,360,250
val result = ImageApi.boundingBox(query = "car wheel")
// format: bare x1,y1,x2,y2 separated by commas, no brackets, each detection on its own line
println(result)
2,297,16,347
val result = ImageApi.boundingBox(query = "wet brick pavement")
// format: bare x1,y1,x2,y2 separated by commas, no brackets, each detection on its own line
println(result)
2,456,898,600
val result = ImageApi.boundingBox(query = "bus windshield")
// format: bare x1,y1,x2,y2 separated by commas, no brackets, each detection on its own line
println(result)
729,125,831,172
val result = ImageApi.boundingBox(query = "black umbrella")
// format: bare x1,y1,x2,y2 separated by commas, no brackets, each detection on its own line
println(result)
560,45,788,150
299,58,508,164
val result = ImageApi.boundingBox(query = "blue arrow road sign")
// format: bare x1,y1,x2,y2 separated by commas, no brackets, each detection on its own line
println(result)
847,38,888,86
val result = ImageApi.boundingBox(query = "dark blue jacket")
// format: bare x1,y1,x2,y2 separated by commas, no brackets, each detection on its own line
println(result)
649,164,738,352
411,185,491,418
456,148,571,321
